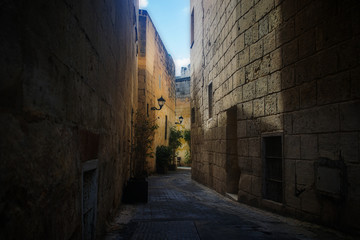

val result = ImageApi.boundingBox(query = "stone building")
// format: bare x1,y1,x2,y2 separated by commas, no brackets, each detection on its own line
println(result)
190,0,360,233
138,10,176,172
0,0,139,239
175,65,191,165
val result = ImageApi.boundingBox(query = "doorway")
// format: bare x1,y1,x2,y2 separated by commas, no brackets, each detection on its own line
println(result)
82,159,98,240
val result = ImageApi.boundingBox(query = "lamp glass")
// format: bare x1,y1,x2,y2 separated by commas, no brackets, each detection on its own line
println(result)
158,96,166,107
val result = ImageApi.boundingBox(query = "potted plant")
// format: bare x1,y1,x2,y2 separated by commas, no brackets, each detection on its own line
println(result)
123,112,158,203
156,145,172,174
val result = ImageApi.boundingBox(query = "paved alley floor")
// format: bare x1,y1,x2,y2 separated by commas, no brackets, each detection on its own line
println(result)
104,169,355,240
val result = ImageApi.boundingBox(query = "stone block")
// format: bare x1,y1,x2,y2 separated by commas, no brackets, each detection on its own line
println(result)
300,134,318,160
340,101,360,131
263,30,276,55
298,28,316,59
281,65,295,90
295,54,320,85
233,68,245,88
283,113,293,134
255,76,268,98
293,106,339,134
237,120,247,138
350,67,360,98
269,48,282,72
282,39,298,67
259,15,269,38
253,98,265,117
284,135,301,159
243,81,255,101
239,173,252,193
241,0,254,16
238,138,249,156
269,6,282,32
301,190,321,215
234,34,245,53
251,176,262,197
238,47,250,67
318,133,340,160
275,18,294,47
246,119,261,137
265,93,277,115
255,0,274,22
260,114,283,132
284,183,301,209
340,133,359,163
251,157,262,177
284,159,296,183
238,101,253,120
317,72,351,105
296,160,314,185
268,71,281,93
300,81,316,109
318,48,338,78
281,0,296,21
239,8,256,32
248,138,261,157
278,87,299,113
249,40,263,62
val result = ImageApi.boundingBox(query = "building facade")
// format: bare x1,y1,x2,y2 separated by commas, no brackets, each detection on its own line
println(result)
175,66,191,166
0,0,139,239
138,10,176,172
190,0,360,233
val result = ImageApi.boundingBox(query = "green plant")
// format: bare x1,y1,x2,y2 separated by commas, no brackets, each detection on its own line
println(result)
156,145,172,173
132,112,158,177
183,129,191,144
183,130,191,165
169,127,183,165
184,150,191,165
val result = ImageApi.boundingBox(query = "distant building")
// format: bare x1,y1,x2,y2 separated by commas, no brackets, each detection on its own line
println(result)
175,65,191,166
190,0,360,233
138,10,176,172
180,64,191,78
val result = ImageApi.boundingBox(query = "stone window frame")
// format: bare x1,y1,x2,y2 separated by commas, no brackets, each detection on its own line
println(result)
82,159,99,240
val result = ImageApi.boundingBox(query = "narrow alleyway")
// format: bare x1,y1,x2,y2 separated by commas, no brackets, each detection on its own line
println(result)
104,169,353,240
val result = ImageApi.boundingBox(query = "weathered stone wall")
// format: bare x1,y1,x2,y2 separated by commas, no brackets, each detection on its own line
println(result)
0,0,138,239
190,0,360,233
138,10,176,172
175,77,191,165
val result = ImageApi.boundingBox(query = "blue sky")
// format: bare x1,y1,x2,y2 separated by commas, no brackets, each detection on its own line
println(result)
139,0,190,76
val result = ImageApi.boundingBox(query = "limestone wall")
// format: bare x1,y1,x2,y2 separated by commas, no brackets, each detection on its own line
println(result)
138,10,176,172
190,0,360,233
0,0,138,238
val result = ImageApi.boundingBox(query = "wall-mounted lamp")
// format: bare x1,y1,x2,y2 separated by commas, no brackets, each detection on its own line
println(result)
175,116,184,124
151,96,166,110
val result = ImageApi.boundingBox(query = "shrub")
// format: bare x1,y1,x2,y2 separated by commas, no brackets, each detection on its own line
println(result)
156,145,172,172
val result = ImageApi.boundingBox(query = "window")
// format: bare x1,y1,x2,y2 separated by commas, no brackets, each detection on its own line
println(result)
263,136,283,203
165,115,168,140
191,107,195,123
159,74,161,89
191,8,194,48
208,83,213,118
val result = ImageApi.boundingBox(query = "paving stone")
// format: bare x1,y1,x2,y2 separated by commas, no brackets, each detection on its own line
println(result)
104,170,355,240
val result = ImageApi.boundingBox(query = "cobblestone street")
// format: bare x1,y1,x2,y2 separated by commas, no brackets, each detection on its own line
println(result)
104,169,354,240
